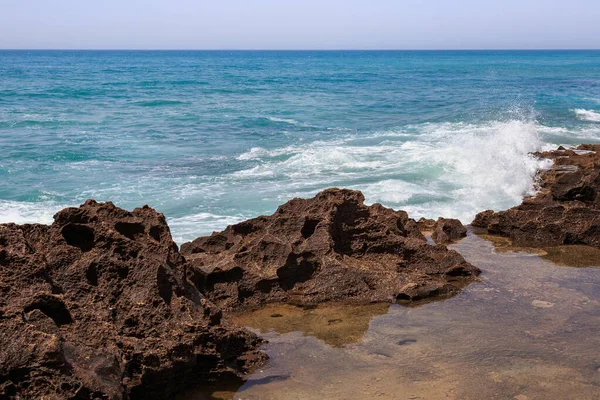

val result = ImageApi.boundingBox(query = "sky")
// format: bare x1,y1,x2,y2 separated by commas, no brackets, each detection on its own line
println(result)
1,0,599,50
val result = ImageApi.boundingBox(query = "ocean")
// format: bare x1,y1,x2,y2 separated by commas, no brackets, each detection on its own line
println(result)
1,50,599,244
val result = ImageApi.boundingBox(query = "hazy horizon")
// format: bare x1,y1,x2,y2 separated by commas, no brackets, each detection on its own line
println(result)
2,49,600,51
2,0,599,50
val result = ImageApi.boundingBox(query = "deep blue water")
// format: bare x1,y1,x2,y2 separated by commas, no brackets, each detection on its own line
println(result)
1,50,600,243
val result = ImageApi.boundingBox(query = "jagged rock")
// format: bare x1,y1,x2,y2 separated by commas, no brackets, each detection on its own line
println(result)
431,218,467,244
181,189,480,311
473,144,600,248
0,201,266,400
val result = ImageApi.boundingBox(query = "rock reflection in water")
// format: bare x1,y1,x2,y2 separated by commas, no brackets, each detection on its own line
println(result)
476,231,600,268
540,245,600,268
231,303,391,348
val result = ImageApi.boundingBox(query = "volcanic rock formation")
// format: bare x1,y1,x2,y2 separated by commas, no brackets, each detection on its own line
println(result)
181,189,481,311
0,201,265,400
473,144,600,248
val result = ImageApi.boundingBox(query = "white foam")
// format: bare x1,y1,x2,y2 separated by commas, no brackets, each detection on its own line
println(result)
230,120,549,224
237,147,274,161
0,200,62,225
168,212,247,244
573,150,596,155
573,109,600,122
354,180,439,204
267,116,302,125
3,118,595,243
266,116,320,129
377,121,549,221
236,145,304,161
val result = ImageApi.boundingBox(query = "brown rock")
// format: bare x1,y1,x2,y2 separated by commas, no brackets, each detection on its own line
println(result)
431,218,468,244
417,218,437,233
0,200,266,400
472,144,600,248
181,189,480,311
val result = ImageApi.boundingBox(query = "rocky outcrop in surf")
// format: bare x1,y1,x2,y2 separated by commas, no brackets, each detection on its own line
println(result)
0,201,265,400
181,189,480,311
472,144,600,248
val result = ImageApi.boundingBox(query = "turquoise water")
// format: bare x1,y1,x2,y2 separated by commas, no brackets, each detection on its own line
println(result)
1,50,600,243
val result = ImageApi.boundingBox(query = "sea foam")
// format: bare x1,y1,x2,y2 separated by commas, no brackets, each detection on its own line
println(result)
0,120,561,242
167,212,247,244
0,200,60,225
573,109,600,122
233,120,549,224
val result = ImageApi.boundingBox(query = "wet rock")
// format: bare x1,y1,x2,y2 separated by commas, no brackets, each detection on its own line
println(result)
431,218,467,244
473,145,600,248
0,200,266,400
181,189,480,311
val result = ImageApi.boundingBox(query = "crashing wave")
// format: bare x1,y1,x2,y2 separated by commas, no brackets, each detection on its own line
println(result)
573,109,600,122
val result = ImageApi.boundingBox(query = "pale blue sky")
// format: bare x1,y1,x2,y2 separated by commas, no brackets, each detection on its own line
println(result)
1,0,599,50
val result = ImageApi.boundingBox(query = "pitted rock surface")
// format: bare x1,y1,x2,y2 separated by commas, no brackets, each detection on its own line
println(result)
0,201,265,400
181,189,480,311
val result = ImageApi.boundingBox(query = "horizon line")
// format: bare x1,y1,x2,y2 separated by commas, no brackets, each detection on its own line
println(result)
2,48,600,52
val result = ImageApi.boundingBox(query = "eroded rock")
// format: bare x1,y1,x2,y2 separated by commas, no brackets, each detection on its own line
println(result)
431,218,468,244
0,200,265,400
181,189,480,311
472,145,600,248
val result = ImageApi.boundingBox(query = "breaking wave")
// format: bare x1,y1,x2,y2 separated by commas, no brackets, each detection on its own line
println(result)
0,200,62,225
573,109,600,122
233,120,552,223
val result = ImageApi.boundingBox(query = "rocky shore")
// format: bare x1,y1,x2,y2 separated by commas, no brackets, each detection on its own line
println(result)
0,191,480,399
1,144,597,399
473,144,600,248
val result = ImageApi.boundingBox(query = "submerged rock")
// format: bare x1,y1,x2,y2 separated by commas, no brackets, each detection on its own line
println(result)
181,189,480,311
472,144,600,248
0,201,265,400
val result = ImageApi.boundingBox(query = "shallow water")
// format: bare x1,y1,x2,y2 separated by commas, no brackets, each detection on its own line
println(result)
191,231,600,400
